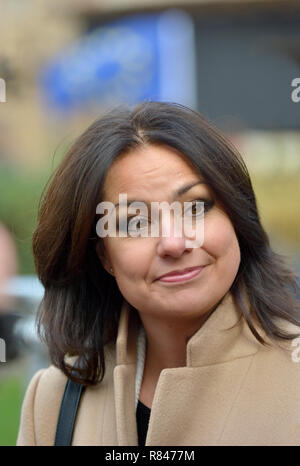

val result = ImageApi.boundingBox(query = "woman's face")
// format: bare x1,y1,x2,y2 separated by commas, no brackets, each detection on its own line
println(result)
97,144,241,321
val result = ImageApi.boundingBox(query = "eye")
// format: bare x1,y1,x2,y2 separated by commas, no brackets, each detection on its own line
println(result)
127,216,149,233
185,199,214,216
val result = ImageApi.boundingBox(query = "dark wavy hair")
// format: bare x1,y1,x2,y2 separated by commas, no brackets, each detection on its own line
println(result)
33,101,300,385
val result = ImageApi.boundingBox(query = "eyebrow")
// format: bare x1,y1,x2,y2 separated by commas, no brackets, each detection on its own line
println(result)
114,180,205,208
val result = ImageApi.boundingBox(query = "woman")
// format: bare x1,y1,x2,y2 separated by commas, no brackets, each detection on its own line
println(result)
17,101,300,446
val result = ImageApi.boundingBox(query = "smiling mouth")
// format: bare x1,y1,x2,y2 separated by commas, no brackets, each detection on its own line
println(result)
156,266,206,283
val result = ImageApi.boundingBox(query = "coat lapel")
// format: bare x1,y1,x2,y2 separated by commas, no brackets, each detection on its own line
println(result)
145,356,256,445
113,299,140,445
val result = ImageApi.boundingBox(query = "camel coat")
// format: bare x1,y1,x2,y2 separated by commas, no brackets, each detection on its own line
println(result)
17,291,300,446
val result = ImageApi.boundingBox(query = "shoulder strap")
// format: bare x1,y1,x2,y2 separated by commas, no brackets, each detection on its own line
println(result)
54,377,85,446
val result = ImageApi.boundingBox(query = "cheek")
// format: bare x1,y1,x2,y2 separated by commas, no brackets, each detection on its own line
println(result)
108,240,155,309
106,239,151,280
204,215,240,264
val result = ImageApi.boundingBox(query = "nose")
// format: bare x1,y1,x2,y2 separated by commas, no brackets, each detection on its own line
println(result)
156,216,193,258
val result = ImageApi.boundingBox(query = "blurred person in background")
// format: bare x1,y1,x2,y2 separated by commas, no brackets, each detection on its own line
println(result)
17,102,300,446
0,221,20,362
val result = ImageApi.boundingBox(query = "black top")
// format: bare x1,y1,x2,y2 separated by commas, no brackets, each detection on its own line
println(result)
136,399,151,446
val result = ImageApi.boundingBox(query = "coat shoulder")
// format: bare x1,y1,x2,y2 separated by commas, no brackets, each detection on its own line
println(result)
17,343,117,446
252,332,300,393
16,364,69,446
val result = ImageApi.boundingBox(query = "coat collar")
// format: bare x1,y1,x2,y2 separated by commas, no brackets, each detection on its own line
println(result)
115,289,264,370
113,289,273,445
113,290,297,445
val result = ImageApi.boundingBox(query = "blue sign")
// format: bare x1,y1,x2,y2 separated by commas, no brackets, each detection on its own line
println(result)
39,10,197,114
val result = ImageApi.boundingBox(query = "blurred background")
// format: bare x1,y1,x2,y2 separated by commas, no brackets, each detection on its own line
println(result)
0,0,300,445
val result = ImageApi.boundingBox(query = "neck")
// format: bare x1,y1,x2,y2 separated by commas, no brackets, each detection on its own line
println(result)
139,310,214,376
137,311,214,409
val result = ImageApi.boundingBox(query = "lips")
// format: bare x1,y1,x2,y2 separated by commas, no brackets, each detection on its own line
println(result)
156,265,206,281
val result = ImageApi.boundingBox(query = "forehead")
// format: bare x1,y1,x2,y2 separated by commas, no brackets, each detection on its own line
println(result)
103,144,202,200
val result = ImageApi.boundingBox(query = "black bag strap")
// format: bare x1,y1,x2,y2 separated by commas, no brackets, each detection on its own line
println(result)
54,377,85,446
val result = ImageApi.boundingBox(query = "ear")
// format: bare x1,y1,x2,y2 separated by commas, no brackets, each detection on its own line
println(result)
95,241,113,276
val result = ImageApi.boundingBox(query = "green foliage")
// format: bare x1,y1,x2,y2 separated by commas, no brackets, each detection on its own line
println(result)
0,375,23,446
0,164,50,274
